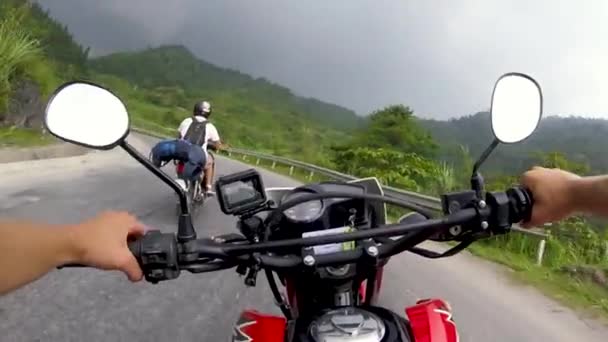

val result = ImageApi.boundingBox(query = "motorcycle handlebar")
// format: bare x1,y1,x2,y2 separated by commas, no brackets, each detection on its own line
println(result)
58,186,535,279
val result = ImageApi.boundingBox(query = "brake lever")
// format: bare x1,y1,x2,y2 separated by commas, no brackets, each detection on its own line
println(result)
210,233,248,244
408,237,476,259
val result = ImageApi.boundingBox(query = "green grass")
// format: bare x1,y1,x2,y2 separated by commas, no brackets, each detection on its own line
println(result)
131,116,175,137
0,127,54,147
225,151,332,184
467,242,608,319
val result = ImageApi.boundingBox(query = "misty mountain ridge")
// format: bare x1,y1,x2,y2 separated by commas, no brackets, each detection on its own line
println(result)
5,0,607,175
89,45,365,131
87,44,608,173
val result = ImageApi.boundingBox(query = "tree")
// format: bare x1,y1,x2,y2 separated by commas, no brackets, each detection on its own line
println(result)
331,147,448,193
533,151,590,175
352,105,437,157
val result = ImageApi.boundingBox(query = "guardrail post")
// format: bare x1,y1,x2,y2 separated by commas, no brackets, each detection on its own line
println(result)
228,151,232,157
256,158,260,165
289,166,294,176
536,239,546,266
308,171,314,180
242,155,247,161
271,161,276,169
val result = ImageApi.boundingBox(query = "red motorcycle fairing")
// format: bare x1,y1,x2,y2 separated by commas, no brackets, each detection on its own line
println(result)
359,281,366,303
231,299,458,342
231,310,286,342
405,299,459,342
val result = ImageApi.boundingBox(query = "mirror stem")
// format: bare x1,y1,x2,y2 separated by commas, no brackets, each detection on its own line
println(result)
470,138,499,198
471,172,485,199
472,139,499,174
119,139,197,241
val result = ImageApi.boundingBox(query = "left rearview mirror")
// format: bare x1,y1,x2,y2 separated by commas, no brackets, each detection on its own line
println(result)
44,81,130,150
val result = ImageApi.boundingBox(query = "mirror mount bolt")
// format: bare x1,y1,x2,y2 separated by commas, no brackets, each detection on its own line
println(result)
303,255,316,266
470,171,485,199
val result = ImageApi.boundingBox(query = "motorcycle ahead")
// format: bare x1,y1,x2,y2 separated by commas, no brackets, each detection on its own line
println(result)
147,152,208,216
45,72,542,341
174,158,212,217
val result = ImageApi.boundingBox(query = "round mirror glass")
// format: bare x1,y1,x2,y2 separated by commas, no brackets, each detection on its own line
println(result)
490,73,543,144
45,82,130,149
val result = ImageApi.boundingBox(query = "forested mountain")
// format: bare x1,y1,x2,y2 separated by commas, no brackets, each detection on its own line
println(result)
3,0,608,177
421,113,608,175
89,45,363,132
0,1,360,164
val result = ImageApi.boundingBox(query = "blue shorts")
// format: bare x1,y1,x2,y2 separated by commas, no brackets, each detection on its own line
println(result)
150,139,206,181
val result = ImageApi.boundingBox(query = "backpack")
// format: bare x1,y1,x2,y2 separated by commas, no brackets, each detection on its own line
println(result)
150,139,191,167
183,118,210,146
150,139,206,180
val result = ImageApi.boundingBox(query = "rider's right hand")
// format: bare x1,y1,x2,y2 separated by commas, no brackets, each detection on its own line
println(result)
519,166,581,227
66,211,146,281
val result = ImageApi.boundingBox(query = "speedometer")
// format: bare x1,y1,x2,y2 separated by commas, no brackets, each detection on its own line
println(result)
282,192,323,223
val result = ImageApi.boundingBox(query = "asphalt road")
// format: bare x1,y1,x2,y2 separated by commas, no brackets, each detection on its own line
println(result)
1,134,607,341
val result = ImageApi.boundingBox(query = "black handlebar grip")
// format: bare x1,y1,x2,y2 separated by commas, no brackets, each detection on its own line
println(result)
506,186,534,224
128,240,141,262
521,187,534,223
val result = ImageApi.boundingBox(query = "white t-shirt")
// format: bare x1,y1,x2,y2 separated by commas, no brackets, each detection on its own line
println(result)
177,116,220,153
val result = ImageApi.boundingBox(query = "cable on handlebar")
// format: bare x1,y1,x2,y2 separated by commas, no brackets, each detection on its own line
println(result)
264,269,293,319
182,260,238,273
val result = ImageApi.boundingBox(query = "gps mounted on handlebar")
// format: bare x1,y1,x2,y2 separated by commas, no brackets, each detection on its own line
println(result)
215,169,267,215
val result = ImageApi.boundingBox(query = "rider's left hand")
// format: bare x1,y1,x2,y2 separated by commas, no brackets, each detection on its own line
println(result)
67,211,145,281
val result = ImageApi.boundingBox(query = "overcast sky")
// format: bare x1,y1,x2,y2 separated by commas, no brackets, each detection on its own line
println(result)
36,0,608,119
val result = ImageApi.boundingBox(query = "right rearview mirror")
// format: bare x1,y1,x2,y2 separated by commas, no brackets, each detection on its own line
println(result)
490,73,543,144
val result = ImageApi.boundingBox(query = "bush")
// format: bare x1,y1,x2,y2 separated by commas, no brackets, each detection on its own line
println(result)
0,3,42,112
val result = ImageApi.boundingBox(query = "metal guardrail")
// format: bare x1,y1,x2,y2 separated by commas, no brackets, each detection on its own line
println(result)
131,126,550,265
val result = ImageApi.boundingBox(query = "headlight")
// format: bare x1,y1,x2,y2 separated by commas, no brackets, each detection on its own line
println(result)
283,192,323,222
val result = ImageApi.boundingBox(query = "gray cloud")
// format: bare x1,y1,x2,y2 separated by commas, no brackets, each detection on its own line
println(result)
37,0,608,119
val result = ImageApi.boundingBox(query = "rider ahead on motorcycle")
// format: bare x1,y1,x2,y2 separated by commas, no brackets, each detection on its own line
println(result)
177,101,222,196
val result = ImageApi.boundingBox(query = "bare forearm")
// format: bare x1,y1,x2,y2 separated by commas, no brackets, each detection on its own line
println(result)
571,175,608,217
0,220,79,295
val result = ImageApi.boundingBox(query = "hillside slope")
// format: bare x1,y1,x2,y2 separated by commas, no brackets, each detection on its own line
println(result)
1,2,361,165
89,45,364,132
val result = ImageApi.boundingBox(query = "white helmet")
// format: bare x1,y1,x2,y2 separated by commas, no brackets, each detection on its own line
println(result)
193,101,212,116
202,101,211,113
